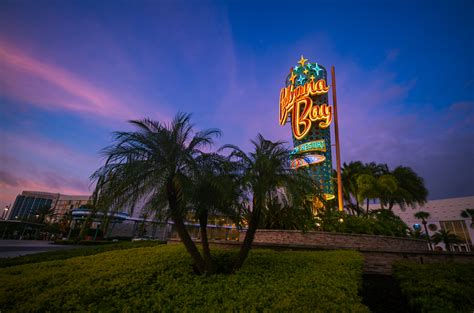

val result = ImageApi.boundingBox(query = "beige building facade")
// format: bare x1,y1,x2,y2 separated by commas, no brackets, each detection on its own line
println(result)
371,196,474,252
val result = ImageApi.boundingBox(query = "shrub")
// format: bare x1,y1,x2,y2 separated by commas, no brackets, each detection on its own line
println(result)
393,261,474,313
0,245,369,312
317,209,409,237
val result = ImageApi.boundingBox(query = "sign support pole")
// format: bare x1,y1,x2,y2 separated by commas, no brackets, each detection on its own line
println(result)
331,66,344,212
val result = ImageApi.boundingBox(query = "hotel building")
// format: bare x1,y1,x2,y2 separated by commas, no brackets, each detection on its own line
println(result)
8,190,90,222
371,196,474,252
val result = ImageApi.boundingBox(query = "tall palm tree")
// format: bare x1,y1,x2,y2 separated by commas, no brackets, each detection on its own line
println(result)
376,174,398,209
223,134,318,272
342,162,396,215
414,211,433,250
189,153,241,272
460,209,474,228
91,113,221,274
431,229,462,252
359,162,394,214
356,173,378,215
341,162,427,214
341,161,365,215
387,166,428,211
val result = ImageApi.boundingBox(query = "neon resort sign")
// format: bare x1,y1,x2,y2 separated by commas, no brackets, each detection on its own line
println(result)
279,56,336,201
279,78,333,140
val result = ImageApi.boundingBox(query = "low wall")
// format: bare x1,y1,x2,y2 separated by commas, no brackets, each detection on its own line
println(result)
241,229,428,252
204,240,474,275
362,250,474,274
169,230,473,275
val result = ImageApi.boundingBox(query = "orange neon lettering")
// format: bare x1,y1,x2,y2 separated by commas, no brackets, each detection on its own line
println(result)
279,79,330,125
292,99,332,140
292,98,312,139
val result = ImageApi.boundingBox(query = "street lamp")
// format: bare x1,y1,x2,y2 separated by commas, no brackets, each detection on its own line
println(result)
3,206,9,219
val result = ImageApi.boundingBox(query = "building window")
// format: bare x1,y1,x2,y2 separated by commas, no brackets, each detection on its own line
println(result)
439,220,472,249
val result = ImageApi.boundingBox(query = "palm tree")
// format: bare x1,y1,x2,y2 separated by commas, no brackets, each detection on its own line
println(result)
359,162,396,214
387,166,428,211
341,161,365,215
431,229,462,252
356,173,378,215
376,174,398,209
35,204,55,224
341,162,427,214
460,209,474,228
414,211,433,250
260,196,315,230
223,134,318,272
91,113,221,274
342,162,396,216
189,153,241,272
78,203,98,240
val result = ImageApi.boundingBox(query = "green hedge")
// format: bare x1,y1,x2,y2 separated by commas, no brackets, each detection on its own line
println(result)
394,261,474,313
0,245,369,312
0,241,165,268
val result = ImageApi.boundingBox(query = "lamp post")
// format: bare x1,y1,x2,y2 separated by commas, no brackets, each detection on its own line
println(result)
2,206,9,219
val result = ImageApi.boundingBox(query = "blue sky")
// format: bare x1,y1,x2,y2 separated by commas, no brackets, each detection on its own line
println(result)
0,0,473,207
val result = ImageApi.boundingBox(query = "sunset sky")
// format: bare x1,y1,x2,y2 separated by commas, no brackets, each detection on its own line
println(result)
0,0,473,208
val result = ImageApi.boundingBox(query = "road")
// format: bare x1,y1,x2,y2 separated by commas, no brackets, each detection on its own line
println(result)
0,240,79,258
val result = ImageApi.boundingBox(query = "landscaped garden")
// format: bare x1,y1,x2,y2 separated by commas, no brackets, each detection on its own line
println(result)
2,243,473,312
0,244,369,312
3,112,469,313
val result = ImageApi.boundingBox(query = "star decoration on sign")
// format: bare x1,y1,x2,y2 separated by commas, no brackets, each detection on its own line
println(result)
298,55,308,67
297,74,306,85
313,63,322,75
286,57,326,88
289,72,297,84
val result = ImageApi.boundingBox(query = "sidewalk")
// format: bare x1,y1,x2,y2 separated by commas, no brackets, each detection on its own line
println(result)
0,240,78,258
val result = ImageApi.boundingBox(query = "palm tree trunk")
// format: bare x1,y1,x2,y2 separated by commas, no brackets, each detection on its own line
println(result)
172,215,207,274
167,182,206,274
444,240,451,252
355,198,360,216
422,221,433,250
198,210,214,273
233,206,261,272
78,217,91,240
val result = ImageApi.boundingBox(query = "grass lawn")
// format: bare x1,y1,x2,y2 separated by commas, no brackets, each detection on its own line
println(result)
0,240,165,268
394,261,474,313
0,244,369,312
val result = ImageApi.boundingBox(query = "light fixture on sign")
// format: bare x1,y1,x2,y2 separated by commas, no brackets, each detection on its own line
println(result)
290,154,326,169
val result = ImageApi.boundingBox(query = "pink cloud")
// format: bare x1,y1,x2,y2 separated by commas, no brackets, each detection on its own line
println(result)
0,161,91,209
0,41,141,120
0,132,98,208
0,171,90,210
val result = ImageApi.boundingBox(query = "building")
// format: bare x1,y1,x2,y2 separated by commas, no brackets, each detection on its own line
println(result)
8,191,90,223
53,194,91,222
370,196,474,252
